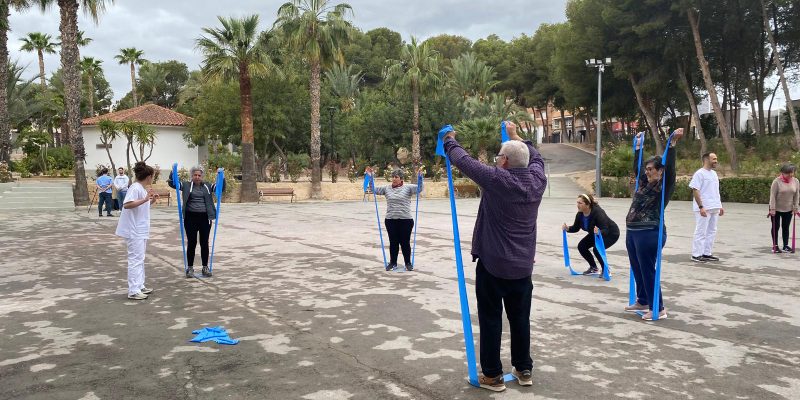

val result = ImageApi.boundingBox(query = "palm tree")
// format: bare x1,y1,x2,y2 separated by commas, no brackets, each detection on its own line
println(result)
80,56,102,116
20,32,58,87
0,0,32,163
324,63,362,112
197,15,277,202
114,47,146,107
384,37,442,166
450,52,498,100
274,0,353,199
59,29,91,47
137,61,167,104
457,117,499,164
38,0,114,206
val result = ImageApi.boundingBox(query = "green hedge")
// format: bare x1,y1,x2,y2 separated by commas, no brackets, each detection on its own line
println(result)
598,176,774,204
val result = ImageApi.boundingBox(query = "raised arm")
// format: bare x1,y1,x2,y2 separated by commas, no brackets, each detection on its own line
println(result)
443,137,497,188
664,129,683,199
633,132,647,189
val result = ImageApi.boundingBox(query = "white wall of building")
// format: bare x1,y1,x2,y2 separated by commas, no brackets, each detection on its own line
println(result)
83,125,201,177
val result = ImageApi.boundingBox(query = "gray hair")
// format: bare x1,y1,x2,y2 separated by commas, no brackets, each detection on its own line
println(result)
500,141,529,168
189,165,205,176
391,169,404,179
780,163,796,174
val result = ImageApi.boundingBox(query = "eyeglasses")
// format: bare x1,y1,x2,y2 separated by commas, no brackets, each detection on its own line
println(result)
494,154,506,163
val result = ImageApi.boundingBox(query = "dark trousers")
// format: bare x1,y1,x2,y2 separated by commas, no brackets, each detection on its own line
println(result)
98,192,113,215
185,211,211,267
626,228,667,311
385,218,414,265
772,212,793,248
475,260,533,377
577,231,619,270
117,190,127,211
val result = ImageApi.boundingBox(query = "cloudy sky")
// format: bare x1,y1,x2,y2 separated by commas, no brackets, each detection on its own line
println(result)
9,0,566,102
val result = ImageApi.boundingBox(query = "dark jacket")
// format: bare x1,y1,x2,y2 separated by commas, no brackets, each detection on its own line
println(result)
444,137,547,280
626,144,677,228
166,176,225,220
567,206,620,237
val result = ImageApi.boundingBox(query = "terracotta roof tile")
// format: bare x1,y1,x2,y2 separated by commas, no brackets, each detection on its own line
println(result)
82,104,191,127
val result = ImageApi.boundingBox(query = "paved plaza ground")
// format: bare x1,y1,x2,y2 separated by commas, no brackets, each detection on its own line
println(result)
1,191,798,399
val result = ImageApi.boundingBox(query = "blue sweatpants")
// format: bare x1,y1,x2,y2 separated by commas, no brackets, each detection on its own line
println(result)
626,227,667,311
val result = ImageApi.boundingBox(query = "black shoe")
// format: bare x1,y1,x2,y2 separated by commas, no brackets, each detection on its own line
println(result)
783,246,794,253
106,214,113,217
691,256,706,263
405,263,413,271
773,246,783,254
202,266,212,277
385,263,396,271
582,267,598,275
186,267,194,278
701,254,719,261
98,214,103,217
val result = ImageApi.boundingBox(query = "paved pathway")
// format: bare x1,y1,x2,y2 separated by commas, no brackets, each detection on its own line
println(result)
0,179,74,211
1,197,797,399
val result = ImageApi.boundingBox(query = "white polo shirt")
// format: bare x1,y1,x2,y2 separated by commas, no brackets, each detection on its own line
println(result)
689,167,722,211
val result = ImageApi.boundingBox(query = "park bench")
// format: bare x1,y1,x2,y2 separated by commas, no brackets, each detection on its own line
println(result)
153,190,172,207
258,188,295,203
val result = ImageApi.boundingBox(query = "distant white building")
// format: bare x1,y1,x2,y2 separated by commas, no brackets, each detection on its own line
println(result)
81,104,204,177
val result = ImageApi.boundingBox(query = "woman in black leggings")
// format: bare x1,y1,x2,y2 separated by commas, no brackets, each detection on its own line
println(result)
769,163,800,253
562,194,620,277
168,166,224,277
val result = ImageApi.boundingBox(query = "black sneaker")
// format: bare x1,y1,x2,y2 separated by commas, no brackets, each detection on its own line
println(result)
405,263,414,271
385,263,396,271
701,254,719,261
773,246,783,254
185,267,194,278
691,256,706,263
582,267,598,275
783,246,794,253
201,266,212,277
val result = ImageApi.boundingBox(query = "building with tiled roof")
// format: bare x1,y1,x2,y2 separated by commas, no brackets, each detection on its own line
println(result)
82,104,204,177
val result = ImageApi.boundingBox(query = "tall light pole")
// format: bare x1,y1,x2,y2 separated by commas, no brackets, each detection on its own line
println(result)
328,106,337,182
585,57,611,198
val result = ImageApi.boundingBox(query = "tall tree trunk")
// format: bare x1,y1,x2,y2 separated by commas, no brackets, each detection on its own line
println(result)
309,59,322,199
238,62,258,202
0,2,10,163
629,74,664,154
559,109,565,144
60,0,89,206
537,108,547,142
37,49,46,87
130,61,137,107
411,80,420,166
688,8,738,170
87,74,95,116
677,62,707,155
762,0,800,148
478,146,488,164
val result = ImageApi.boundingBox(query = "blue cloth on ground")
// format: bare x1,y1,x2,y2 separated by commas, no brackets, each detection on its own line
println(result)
190,326,239,345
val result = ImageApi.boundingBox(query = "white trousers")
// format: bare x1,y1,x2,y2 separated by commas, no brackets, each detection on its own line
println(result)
692,209,720,257
126,238,147,295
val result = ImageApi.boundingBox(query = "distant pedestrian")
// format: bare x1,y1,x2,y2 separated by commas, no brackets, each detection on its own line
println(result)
769,163,800,253
442,121,546,391
365,167,422,271
562,194,620,277
96,168,114,217
113,167,130,211
624,129,684,321
689,153,724,263
115,161,157,300
168,165,225,278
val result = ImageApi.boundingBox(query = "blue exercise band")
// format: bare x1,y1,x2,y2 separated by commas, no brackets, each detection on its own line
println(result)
650,131,676,320
594,232,611,281
369,175,388,268
208,169,224,274
629,134,645,305
411,173,422,266
562,230,580,276
171,163,189,275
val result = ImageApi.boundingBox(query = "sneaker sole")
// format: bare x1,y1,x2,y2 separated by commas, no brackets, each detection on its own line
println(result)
643,313,668,321
691,258,706,263
479,384,506,392
127,295,147,300
512,372,533,386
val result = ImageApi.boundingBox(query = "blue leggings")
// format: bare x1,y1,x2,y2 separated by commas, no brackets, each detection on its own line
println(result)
626,228,667,311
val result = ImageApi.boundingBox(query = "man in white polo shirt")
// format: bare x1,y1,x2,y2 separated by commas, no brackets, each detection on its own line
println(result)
689,152,724,262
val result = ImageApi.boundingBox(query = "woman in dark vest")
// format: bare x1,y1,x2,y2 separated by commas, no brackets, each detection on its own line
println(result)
562,193,620,277
168,165,225,278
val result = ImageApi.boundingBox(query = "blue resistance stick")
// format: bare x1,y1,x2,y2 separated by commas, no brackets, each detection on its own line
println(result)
650,131,676,320
411,173,423,266
594,232,611,281
437,125,515,387
208,169,224,274
629,133,645,305
171,163,189,276
369,175,388,268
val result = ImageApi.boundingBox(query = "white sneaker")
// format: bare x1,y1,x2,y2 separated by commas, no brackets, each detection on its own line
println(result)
127,292,148,300
140,287,153,294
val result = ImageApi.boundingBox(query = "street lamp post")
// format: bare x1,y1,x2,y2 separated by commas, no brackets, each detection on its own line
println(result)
584,57,611,198
328,106,336,182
